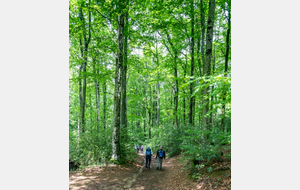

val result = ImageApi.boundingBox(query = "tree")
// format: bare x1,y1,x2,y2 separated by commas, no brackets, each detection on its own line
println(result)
201,0,215,141
112,1,126,162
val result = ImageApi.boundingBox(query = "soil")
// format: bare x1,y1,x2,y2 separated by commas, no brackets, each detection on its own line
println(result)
69,149,231,190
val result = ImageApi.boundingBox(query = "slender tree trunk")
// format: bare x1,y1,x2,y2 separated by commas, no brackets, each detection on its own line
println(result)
89,93,93,126
78,5,91,133
174,59,179,128
120,8,129,144
200,0,205,72
202,0,215,141
198,0,205,128
189,0,195,126
78,64,82,132
112,12,125,162
183,56,187,125
94,76,100,133
143,81,147,138
148,83,152,140
210,46,216,129
221,4,231,132
93,59,100,133
103,80,106,130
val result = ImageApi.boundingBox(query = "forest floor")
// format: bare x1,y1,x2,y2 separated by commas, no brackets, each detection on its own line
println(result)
69,148,231,190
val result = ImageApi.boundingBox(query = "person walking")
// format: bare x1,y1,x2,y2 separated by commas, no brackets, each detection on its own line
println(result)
155,146,166,170
141,145,144,152
144,146,153,169
136,145,139,153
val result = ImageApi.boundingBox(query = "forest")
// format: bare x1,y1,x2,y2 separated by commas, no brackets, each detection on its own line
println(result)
69,0,231,188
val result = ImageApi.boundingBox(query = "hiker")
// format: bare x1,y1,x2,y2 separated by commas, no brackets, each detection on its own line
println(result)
155,146,166,170
141,145,144,152
144,146,153,169
136,145,139,153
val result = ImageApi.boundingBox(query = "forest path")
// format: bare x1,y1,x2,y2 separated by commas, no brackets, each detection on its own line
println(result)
127,151,197,190
69,151,197,190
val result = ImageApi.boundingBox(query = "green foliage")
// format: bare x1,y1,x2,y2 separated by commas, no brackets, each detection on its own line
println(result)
69,0,231,170
69,128,112,167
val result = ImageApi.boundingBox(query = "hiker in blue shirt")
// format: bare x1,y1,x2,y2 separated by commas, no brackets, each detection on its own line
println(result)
155,146,166,170
136,145,139,153
144,146,153,169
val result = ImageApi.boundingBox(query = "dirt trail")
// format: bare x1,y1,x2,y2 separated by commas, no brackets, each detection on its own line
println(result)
130,151,196,190
69,151,197,190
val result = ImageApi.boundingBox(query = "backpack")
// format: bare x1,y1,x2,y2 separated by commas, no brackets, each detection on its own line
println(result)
146,149,151,156
158,150,164,158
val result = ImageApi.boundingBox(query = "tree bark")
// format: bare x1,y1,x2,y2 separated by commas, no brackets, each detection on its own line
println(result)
189,0,195,126
103,80,106,130
200,0,205,73
112,12,125,162
164,31,179,128
93,59,100,133
221,3,231,132
78,5,91,133
202,0,215,141
120,8,128,144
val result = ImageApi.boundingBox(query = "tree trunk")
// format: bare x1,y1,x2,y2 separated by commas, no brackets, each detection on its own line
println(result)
103,80,106,130
120,8,128,144
183,56,188,125
189,0,195,126
94,67,100,133
174,59,179,128
221,4,230,132
210,47,216,129
112,12,125,162
148,83,152,140
78,5,91,133
202,0,215,141
200,0,205,72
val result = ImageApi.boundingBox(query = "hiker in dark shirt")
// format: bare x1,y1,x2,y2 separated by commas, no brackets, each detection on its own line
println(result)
155,146,166,170
144,146,153,169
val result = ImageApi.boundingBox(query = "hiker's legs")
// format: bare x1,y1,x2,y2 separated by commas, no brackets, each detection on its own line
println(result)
157,158,163,169
149,156,151,168
159,158,163,169
146,157,149,168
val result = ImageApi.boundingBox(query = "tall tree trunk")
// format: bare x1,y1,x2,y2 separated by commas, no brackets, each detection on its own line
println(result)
93,60,100,133
200,0,205,72
156,40,160,127
174,59,179,128
183,55,188,125
103,80,106,130
202,0,215,141
210,50,216,129
148,83,152,140
221,4,231,132
112,12,125,162
78,5,91,133
89,93,93,126
157,78,160,127
198,0,205,127
120,7,129,144
78,64,82,133
143,80,147,138
164,31,179,128
189,0,195,126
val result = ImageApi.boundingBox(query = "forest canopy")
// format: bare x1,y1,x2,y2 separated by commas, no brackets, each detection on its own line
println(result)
69,0,231,166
